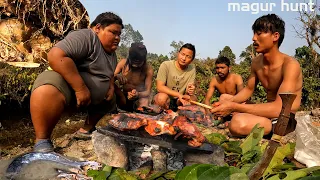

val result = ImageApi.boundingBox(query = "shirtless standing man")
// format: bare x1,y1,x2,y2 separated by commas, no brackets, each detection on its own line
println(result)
114,42,154,112
210,14,303,136
204,56,244,114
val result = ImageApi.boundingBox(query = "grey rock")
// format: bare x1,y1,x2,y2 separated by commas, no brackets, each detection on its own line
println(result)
184,144,225,166
92,131,128,168
151,149,167,171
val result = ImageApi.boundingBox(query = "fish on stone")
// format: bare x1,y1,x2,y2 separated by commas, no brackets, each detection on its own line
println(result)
6,152,101,180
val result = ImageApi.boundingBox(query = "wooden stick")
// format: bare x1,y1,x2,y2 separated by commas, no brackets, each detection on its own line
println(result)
189,100,213,110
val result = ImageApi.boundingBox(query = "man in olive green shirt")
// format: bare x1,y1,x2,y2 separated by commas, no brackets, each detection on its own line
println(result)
153,43,197,111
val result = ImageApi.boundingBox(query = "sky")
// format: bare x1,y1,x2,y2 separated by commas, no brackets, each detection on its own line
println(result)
79,0,318,62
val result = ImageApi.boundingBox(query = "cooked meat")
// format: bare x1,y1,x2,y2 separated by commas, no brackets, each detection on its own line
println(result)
109,113,148,131
172,116,206,147
144,119,176,136
135,105,163,115
177,105,215,126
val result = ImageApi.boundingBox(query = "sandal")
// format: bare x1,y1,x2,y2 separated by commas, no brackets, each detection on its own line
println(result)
74,129,95,140
33,139,54,153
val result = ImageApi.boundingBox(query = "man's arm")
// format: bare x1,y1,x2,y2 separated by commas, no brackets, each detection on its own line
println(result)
204,77,216,105
185,68,196,96
48,47,88,95
156,80,182,98
236,74,244,93
232,61,301,118
114,59,126,76
138,65,154,98
231,66,257,103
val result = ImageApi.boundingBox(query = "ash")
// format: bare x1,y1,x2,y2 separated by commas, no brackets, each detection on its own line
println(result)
127,142,184,171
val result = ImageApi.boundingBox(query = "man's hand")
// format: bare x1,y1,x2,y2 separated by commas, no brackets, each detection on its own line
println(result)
105,87,114,101
179,94,191,106
210,101,234,117
186,83,195,96
128,89,139,100
75,85,91,107
116,74,127,85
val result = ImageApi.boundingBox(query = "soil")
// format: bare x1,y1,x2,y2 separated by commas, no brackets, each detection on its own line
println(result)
0,110,87,159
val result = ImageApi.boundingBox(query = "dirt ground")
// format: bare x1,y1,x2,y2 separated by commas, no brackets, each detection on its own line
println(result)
0,110,88,159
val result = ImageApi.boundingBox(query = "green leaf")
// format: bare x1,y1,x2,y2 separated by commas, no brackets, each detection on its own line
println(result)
263,143,296,178
108,168,138,180
175,164,249,180
205,133,228,145
222,141,242,154
240,163,255,174
267,166,320,180
146,171,166,180
272,163,297,172
87,165,112,180
163,170,179,179
240,150,260,164
128,166,152,179
240,124,264,154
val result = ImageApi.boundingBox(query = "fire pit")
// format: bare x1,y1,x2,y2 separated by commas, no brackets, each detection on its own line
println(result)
94,105,225,171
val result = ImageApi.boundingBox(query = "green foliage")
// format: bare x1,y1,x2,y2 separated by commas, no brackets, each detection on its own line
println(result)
218,46,236,65
175,164,249,180
0,62,47,106
116,24,144,59
295,46,320,109
88,165,112,180
169,41,185,60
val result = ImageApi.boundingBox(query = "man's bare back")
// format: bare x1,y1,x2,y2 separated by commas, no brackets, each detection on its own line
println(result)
252,53,302,112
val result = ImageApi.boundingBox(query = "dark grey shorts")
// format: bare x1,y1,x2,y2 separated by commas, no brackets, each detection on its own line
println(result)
32,70,116,115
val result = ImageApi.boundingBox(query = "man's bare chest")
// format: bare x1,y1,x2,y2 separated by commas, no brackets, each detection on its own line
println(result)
256,67,283,91
215,79,237,95
123,70,146,85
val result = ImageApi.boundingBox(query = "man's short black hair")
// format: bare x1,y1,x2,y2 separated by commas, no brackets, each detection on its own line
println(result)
215,56,230,67
90,12,124,29
179,43,196,60
252,14,285,47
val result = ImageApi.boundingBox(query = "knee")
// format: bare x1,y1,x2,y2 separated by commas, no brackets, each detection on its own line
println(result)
153,93,169,109
229,116,246,136
138,98,149,107
31,85,65,104
219,94,233,102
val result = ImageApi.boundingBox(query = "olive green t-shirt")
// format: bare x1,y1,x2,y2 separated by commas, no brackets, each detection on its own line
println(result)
156,60,196,95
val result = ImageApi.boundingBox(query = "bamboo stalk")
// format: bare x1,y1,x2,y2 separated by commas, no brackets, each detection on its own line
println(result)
189,100,213,110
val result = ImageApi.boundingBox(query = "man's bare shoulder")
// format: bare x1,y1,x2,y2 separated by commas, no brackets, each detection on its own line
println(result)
283,54,301,70
230,73,243,80
209,76,217,85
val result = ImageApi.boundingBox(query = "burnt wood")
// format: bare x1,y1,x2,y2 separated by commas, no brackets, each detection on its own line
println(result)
97,125,215,154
